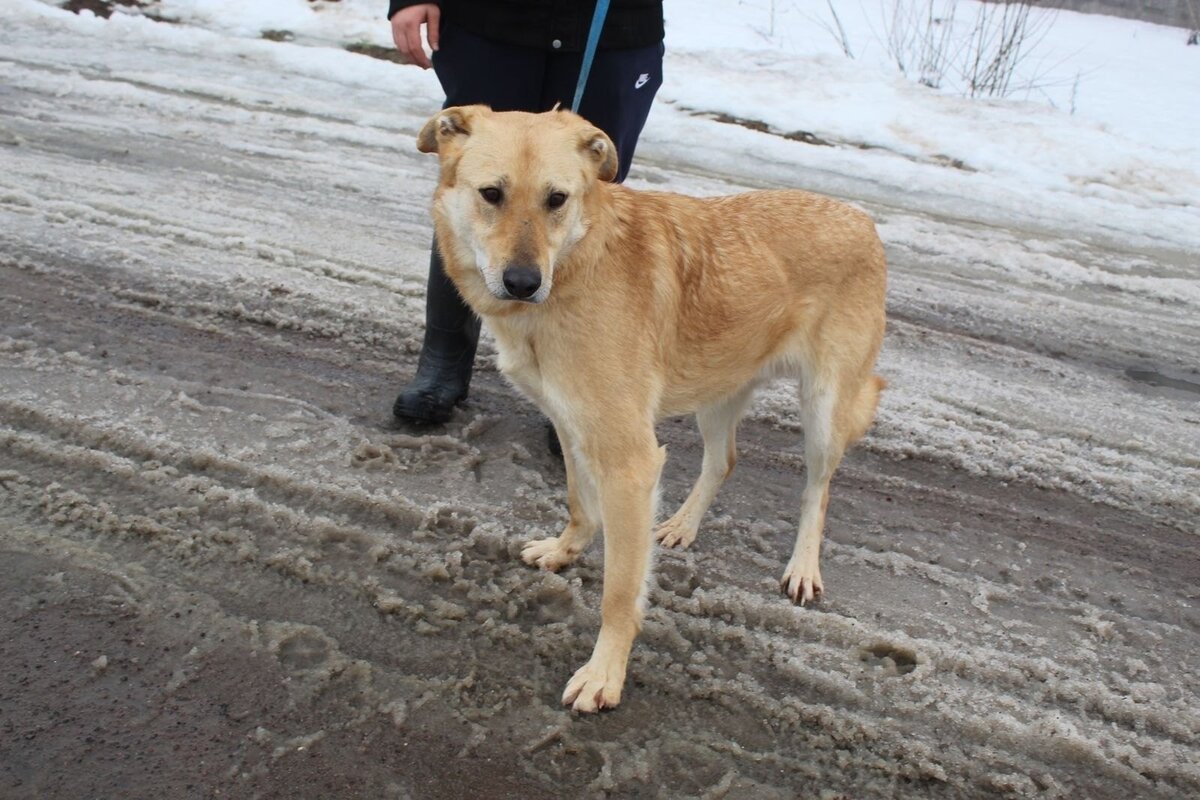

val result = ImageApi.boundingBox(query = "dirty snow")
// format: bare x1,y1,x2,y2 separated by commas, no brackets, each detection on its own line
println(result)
1,1,1198,798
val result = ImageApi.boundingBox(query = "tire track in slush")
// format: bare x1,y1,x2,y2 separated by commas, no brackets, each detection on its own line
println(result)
1,350,1197,797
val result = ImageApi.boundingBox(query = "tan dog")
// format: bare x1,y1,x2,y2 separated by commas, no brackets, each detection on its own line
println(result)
417,106,887,712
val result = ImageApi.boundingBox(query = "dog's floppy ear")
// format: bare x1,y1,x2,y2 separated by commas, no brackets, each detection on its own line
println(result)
417,106,483,154
580,128,619,182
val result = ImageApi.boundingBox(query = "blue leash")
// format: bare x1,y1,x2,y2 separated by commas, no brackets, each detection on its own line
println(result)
571,0,611,113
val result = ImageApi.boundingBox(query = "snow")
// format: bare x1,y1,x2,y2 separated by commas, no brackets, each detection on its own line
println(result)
0,0,1198,797
655,1,1200,253
65,0,1200,252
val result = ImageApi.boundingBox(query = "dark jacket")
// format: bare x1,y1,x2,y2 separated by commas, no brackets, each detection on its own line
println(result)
387,1,664,51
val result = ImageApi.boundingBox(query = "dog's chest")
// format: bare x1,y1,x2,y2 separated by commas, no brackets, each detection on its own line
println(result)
493,328,547,398
491,327,577,424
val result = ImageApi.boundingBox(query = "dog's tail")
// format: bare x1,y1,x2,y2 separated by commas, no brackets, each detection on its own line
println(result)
846,375,887,443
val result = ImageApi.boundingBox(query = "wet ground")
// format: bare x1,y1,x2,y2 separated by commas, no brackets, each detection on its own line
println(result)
1,8,1198,799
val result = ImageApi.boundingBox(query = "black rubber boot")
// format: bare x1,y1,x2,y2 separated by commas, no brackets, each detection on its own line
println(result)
393,247,481,424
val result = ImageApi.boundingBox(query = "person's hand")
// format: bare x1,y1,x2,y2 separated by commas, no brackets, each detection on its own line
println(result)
390,4,440,69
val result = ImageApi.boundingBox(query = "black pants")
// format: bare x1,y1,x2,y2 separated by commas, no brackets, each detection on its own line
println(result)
432,21,664,181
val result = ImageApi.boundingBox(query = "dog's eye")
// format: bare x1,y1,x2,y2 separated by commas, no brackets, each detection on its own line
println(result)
547,191,568,210
479,187,503,204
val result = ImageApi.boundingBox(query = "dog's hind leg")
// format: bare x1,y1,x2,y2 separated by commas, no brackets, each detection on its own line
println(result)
656,387,753,549
780,372,849,606
562,426,665,712
522,424,601,571
780,369,883,605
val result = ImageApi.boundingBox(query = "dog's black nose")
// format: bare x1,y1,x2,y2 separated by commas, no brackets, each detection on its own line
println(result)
502,266,542,300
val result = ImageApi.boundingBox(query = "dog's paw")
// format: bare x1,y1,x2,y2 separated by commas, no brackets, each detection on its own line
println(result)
654,514,698,549
521,536,578,572
780,557,824,606
561,658,626,713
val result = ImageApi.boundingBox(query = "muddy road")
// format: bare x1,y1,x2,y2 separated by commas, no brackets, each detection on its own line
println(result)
2,9,1198,799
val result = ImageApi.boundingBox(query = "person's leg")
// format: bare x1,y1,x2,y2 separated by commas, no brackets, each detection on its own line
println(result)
542,41,664,182
392,246,482,423
395,24,548,423
432,22,550,113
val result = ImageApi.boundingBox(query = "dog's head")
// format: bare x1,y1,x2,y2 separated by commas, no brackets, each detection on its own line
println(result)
418,106,618,305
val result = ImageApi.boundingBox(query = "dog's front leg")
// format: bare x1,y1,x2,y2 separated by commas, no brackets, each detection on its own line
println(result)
562,429,665,713
522,423,600,571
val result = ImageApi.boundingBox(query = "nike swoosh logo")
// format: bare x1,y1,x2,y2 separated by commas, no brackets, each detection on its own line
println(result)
635,73,650,89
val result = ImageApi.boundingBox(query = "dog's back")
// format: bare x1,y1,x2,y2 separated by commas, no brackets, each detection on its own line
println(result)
586,185,886,418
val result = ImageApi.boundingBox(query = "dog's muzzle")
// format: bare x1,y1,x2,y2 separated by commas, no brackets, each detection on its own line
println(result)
502,265,542,301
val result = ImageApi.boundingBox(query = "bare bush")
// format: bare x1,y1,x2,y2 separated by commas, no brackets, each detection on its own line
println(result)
881,0,958,88
959,0,1058,97
842,0,1060,99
